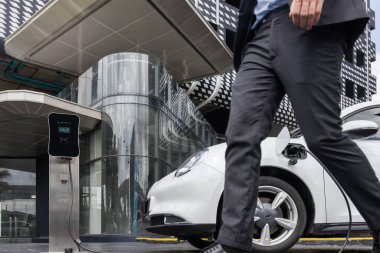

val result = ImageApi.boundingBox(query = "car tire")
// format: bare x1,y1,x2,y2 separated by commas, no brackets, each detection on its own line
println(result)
187,237,213,249
215,176,307,253
251,176,307,253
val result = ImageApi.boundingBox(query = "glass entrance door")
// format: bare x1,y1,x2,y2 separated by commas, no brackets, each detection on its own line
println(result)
0,201,13,241
0,200,36,242
0,159,36,243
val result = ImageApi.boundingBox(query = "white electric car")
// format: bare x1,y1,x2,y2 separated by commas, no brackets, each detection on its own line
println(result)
146,101,380,253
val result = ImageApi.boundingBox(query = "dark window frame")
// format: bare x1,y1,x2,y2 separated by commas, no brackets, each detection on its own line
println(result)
356,50,365,67
345,79,355,99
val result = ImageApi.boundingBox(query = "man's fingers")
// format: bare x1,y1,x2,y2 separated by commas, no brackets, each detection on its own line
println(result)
299,0,311,29
306,0,317,30
290,0,302,27
290,0,325,29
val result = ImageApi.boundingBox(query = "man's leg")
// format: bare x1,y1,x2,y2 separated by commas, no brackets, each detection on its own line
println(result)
273,15,380,232
215,20,285,252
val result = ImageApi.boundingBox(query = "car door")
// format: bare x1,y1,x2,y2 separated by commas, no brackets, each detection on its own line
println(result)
324,105,380,224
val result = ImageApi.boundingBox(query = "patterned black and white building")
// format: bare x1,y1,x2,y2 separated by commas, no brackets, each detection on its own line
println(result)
0,0,47,38
0,0,377,131
183,0,377,130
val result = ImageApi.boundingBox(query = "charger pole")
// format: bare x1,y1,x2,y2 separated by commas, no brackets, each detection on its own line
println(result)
48,156,80,253
46,113,80,253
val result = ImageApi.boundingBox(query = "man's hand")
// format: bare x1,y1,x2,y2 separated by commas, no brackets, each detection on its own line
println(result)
289,0,325,30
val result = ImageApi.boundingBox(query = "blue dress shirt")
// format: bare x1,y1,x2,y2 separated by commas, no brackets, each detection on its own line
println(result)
252,0,288,30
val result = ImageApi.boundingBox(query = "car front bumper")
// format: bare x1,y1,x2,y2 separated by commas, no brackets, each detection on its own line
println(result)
146,224,215,237
146,163,224,224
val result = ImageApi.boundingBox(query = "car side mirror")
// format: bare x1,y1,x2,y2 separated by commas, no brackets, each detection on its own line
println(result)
342,120,379,139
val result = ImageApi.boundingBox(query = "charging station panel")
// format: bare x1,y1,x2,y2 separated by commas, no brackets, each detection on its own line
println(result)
48,113,80,157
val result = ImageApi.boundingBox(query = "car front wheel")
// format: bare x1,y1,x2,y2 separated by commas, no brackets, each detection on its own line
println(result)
251,176,307,253
190,176,308,252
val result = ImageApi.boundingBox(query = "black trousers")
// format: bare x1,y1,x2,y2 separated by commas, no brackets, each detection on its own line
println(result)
216,7,380,252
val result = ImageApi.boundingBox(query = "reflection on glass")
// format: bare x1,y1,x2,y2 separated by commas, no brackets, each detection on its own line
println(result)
0,160,36,240
60,53,217,235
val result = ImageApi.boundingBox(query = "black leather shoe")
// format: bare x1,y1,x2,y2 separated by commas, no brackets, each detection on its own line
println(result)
200,243,227,253
200,243,246,253
372,232,380,253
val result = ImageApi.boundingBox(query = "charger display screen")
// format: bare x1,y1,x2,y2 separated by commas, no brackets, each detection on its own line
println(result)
58,127,70,134
48,113,80,157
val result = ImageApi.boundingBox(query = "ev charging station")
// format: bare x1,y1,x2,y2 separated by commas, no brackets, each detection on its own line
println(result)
47,113,80,253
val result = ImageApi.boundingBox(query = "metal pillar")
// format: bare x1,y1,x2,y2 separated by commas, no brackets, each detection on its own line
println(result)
48,156,79,253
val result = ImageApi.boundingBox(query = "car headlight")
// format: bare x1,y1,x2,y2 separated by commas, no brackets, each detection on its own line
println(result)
175,149,208,177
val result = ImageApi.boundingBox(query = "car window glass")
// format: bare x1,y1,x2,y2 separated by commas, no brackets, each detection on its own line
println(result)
343,108,380,140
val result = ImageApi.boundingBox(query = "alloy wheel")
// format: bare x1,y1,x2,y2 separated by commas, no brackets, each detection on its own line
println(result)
253,185,298,247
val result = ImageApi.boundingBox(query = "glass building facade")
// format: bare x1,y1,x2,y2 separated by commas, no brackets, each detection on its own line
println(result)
59,52,217,235
0,159,36,241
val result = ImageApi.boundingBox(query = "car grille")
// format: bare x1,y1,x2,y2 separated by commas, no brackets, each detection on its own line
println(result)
150,215,188,226
165,216,187,224
151,216,165,226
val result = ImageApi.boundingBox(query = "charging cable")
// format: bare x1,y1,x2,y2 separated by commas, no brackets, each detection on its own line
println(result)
299,147,352,253
66,158,103,253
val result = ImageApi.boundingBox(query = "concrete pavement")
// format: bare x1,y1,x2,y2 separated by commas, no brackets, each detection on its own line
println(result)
0,239,374,253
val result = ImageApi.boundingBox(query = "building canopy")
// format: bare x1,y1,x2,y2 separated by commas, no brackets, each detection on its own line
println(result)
0,90,101,157
5,0,233,82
